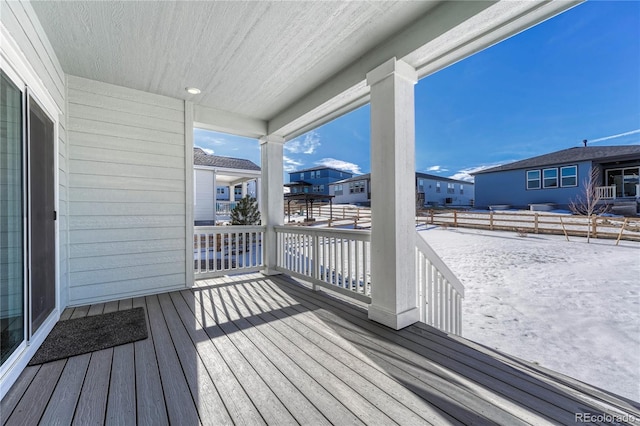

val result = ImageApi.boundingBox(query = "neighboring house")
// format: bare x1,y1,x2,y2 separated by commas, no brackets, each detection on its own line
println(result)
472,145,640,212
194,147,260,224
329,172,474,207
286,167,353,196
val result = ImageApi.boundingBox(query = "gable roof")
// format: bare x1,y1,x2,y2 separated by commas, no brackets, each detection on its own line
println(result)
473,145,640,175
193,148,260,171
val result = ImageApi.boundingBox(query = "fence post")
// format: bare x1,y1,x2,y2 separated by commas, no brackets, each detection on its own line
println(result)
592,215,598,239
430,209,434,224
453,210,458,227
312,233,319,289
490,211,494,231
534,213,539,234
616,218,628,246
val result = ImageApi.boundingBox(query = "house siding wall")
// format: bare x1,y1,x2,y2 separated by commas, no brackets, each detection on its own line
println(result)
419,177,474,207
474,161,592,209
2,0,69,308
67,76,187,305
331,179,370,205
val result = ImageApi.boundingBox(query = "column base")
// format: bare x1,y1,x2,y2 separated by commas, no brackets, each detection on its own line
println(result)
261,268,283,276
368,305,419,330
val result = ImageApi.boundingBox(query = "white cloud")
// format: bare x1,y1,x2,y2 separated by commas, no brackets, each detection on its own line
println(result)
285,131,321,154
315,158,362,175
283,156,303,173
448,164,502,182
426,165,449,172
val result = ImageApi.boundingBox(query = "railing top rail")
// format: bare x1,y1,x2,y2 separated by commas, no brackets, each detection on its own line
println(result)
416,232,465,297
274,225,371,240
195,225,266,232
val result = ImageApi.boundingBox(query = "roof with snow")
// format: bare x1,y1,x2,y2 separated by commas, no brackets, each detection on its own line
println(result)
194,147,260,171
473,145,640,175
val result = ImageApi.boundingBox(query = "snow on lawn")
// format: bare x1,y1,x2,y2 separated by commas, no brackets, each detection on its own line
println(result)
419,226,640,402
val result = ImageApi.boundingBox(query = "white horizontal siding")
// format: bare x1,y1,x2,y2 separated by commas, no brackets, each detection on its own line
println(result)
67,76,187,304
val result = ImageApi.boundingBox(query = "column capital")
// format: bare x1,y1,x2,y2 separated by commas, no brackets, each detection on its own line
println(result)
366,57,417,87
259,134,285,145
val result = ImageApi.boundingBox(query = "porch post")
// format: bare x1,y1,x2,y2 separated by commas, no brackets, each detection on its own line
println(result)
367,58,419,330
259,135,285,275
212,170,217,224
241,181,248,198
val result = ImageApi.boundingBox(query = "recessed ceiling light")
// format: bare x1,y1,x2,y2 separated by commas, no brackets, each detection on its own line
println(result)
186,87,201,95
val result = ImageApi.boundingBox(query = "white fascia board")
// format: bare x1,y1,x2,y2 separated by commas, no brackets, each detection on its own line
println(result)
411,0,584,79
270,0,581,140
268,0,495,138
194,104,267,139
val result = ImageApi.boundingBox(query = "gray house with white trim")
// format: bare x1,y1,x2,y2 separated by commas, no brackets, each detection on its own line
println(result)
472,145,640,212
330,172,474,207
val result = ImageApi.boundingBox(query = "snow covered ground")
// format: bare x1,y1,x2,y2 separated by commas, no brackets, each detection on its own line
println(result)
419,226,640,402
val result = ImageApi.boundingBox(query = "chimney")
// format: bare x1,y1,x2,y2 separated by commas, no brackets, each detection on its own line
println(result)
583,139,588,147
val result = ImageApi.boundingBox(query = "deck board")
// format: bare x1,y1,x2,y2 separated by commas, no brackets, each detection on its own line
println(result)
132,296,169,425
145,294,201,425
3,272,639,425
39,353,90,425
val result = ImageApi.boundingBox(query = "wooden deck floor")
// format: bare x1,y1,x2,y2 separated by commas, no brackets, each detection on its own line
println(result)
2,273,639,425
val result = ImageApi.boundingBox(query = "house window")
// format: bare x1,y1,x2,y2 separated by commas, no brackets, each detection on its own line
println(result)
300,172,304,180
436,182,441,193
334,184,343,196
526,170,541,190
303,187,309,193
418,179,425,193
447,183,455,194
350,181,365,193
460,184,464,195
319,184,324,192
561,166,577,187
216,187,225,194
543,168,558,188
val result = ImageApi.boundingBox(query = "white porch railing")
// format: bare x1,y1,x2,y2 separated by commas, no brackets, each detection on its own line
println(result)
415,234,465,335
596,185,616,199
194,225,265,279
215,201,238,216
274,226,465,334
274,226,371,303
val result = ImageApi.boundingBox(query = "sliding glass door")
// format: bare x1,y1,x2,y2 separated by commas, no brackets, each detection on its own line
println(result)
0,70,25,364
1,69,57,369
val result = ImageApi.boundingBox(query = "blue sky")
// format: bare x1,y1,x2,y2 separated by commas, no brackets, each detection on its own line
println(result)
195,1,640,183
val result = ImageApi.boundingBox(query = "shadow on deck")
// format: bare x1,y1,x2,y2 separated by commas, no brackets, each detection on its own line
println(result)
2,273,638,425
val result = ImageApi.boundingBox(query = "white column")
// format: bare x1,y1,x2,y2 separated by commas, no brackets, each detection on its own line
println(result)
241,181,248,198
229,185,236,203
256,178,262,212
367,58,419,330
212,170,217,224
259,135,285,275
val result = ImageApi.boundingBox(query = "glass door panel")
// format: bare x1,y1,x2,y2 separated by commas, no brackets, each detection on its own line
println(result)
0,70,25,364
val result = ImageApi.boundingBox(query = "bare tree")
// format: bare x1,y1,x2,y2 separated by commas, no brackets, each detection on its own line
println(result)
569,168,610,242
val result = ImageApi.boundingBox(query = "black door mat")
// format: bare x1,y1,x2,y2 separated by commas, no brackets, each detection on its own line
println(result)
28,307,148,365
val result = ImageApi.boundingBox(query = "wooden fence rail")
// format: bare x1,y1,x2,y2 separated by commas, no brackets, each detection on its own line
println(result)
418,210,640,242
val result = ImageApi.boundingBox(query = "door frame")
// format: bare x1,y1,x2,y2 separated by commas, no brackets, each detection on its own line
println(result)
0,25,61,397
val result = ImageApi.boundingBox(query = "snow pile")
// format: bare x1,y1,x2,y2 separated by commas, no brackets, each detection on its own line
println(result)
419,227,640,401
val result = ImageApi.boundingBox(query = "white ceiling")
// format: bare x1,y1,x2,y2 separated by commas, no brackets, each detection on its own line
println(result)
30,1,580,138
